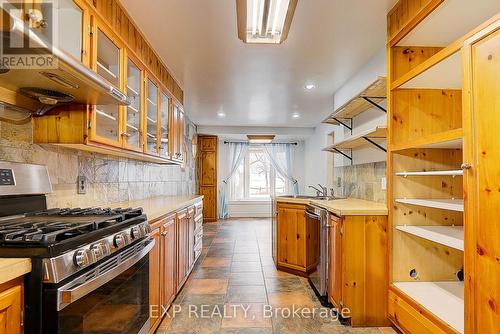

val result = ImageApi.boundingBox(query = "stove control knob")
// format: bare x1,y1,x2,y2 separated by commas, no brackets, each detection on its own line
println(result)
130,226,141,239
90,243,103,261
142,223,151,235
113,234,126,248
74,249,89,267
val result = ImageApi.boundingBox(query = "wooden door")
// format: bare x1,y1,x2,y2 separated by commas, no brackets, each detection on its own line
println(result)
149,227,162,329
198,135,218,222
463,22,500,334
277,203,306,270
0,283,22,334
328,214,343,308
200,151,217,186
199,186,216,221
162,217,176,309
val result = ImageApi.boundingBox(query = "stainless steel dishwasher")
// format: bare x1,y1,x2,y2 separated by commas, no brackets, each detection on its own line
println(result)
305,205,330,306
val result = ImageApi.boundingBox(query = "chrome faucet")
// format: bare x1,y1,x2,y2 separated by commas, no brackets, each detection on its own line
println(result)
308,184,328,197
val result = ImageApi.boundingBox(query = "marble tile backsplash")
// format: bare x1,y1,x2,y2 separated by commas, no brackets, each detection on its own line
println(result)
0,117,198,208
333,161,386,203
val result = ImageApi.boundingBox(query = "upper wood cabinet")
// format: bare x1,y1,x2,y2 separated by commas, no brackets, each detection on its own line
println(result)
198,135,218,222
30,0,185,165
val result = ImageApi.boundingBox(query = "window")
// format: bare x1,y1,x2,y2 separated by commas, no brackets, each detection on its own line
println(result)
229,145,290,201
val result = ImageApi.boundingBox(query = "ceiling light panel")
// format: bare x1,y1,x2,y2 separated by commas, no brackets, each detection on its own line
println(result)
238,0,297,44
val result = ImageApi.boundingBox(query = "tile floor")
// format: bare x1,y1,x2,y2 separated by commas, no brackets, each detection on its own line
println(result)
156,218,398,334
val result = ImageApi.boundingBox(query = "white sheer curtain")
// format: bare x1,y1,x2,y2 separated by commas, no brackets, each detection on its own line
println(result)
264,143,299,195
219,142,249,219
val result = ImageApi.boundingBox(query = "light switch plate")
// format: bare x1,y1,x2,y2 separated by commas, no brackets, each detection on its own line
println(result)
78,175,87,194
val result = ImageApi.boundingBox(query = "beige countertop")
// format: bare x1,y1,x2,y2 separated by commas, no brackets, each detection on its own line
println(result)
277,197,388,216
0,258,31,284
110,195,204,222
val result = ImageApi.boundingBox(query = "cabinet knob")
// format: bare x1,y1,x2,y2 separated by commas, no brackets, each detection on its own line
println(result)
461,163,471,170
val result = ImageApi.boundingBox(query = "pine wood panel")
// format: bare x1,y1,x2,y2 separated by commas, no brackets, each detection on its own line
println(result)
87,0,183,103
199,186,217,221
392,46,443,82
175,209,190,291
200,151,217,186
463,22,500,334
200,136,217,151
342,215,390,327
277,203,307,270
0,282,22,334
391,89,462,146
387,0,443,45
328,215,343,309
161,217,176,311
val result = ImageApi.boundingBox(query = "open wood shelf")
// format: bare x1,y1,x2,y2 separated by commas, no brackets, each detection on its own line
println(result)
396,170,463,177
395,198,464,212
396,0,500,47
393,282,464,334
396,225,464,251
323,77,386,125
323,126,386,151
390,128,463,151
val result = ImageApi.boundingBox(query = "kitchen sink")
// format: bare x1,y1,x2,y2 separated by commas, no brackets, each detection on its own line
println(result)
278,195,345,201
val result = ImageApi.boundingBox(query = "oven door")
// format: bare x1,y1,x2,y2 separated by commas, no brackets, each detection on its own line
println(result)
43,238,154,334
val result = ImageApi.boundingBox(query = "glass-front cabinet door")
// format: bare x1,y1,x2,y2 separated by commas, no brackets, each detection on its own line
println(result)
90,21,123,146
123,57,143,151
26,0,87,63
145,78,159,155
159,92,170,157
171,104,184,162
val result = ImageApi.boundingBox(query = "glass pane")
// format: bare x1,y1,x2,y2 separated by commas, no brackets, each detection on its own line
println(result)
29,0,83,61
249,149,271,199
97,29,120,87
95,104,119,141
230,163,245,201
146,79,158,154
126,59,142,149
159,92,169,156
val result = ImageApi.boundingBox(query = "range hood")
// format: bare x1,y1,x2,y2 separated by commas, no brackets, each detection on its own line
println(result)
0,8,130,120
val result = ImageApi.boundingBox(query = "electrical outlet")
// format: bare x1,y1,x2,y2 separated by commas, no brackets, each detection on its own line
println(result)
77,175,87,194
381,177,387,190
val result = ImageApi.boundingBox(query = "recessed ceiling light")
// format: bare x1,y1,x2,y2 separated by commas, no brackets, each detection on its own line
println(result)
217,112,226,118
304,84,316,90
292,113,300,119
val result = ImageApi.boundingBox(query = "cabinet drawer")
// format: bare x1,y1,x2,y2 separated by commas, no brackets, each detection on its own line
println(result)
388,289,449,334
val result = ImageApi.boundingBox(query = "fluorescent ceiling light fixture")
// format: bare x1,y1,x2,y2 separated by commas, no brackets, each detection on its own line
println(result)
304,83,316,90
292,113,300,119
247,135,275,143
237,0,298,44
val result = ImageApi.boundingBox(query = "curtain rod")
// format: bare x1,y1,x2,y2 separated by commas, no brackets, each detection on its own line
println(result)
223,140,298,145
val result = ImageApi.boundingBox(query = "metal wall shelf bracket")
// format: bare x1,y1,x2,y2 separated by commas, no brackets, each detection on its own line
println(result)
333,148,353,165
361,96,387,113
333,118,352,131
363,137,387,152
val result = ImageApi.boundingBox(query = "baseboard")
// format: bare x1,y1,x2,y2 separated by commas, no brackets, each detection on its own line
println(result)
229,212,272,218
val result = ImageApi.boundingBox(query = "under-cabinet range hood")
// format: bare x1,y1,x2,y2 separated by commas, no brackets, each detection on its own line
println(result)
0,7,130,120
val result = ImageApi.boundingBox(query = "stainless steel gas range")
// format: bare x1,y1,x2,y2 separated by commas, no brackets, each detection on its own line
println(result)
0,161,154,334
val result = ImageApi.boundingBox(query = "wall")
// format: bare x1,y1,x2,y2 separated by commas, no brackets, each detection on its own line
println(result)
304,47,387,200
217,138,306,218
0,118,197,209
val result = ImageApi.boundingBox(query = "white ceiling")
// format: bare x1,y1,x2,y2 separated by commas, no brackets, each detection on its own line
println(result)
120,0,397,127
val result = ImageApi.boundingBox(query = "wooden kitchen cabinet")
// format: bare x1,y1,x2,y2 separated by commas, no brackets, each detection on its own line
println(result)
198,135,218,222
175,209,190,291
327,214,389,327
0,279,23,334
276,202,318,274
170,104,185,163
161,216,176,309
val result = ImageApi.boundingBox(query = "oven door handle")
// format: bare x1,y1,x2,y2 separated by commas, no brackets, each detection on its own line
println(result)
305,210,320,220
56,238,155,311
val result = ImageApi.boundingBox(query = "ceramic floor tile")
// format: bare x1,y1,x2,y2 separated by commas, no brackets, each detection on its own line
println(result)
221,303,272,329
229,272,265,286
231,261,263,273
202,257,232,268
187,279,229,295
226,285,268,303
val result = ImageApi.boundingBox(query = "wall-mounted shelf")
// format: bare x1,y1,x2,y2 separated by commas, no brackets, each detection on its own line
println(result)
393,282,464,334
322,126,387,162
395,198,464,212
323,77,386,128
390,128,463,151
396,225,464,251
396,170,463,177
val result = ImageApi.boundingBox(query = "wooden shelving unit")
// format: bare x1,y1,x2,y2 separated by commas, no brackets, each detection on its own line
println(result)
395,198,464,212
323,126,386,151
395,225,464,251
323,77,386,126
384,1,500,333
393,282,464,334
